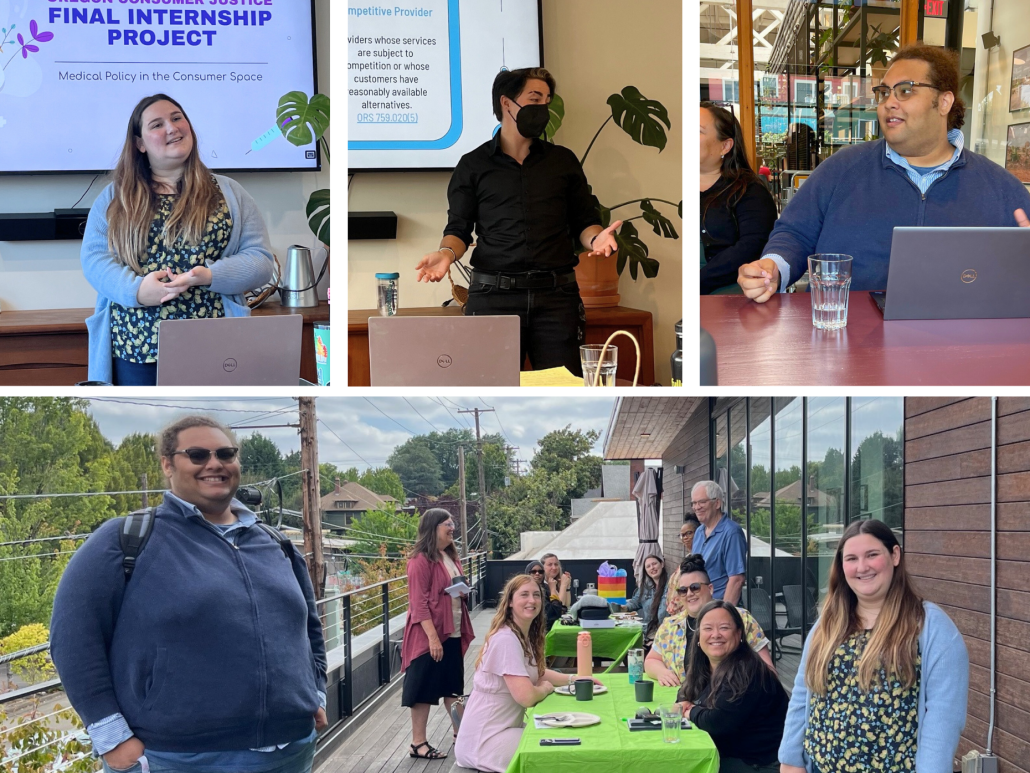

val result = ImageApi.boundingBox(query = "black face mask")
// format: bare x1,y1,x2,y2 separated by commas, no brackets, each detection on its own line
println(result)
508,99,550,139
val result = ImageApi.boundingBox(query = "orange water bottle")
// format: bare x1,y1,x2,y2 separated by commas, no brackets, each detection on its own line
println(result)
576,631,593,677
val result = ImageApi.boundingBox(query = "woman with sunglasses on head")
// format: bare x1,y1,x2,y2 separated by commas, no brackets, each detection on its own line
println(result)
525,560,566,630
51,416,327,773
677,601,788,773
779,519,968,773
81,93,273,385
645,554,773,687
400,508,475,760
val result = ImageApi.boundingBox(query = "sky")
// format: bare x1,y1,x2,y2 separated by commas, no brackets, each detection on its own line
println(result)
85,396,619,472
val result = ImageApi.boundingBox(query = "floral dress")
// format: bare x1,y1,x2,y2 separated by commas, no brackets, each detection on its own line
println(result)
804,631,920,772
110,192,231,363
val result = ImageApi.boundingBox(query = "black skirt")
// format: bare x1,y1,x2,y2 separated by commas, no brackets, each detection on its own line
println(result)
401,637,464,707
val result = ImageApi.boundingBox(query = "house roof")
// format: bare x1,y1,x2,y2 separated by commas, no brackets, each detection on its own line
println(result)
320,480,395,513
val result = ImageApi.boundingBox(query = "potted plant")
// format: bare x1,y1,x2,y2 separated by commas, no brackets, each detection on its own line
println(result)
546,86,681,307
277,91,330,246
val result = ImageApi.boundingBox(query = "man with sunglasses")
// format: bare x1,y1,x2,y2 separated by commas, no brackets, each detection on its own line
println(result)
737,44,1030,299
51,415,327,773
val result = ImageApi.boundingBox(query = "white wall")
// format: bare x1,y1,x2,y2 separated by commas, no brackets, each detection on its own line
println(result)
347,0,683,384
0,0,331,313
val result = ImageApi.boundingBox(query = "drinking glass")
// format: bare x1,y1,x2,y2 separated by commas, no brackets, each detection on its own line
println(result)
580,345,617,387
658,703,682,743
807,254,853,330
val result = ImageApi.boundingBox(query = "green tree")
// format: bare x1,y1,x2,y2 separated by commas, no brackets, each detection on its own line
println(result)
530,426,602,508
357,466,405,501
348,503,419,556
489,467,578,557
388,443,444,495
239,432,285,484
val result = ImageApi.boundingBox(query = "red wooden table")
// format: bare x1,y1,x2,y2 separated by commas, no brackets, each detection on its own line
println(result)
700,291,1030,386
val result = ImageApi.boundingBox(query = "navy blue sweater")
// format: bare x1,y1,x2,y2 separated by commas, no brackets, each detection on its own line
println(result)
50,495,326,752
763,139,1030,291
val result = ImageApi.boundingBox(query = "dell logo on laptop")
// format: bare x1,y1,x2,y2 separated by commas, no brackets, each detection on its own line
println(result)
437,354,453,368
960,269,977,284
223,358,238,372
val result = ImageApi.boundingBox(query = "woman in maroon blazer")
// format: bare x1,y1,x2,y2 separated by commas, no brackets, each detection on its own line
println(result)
401,508,475,760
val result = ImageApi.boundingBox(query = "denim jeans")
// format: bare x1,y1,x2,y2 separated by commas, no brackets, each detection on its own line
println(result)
101,738,317,773
464,282,586,375
113,358,158,386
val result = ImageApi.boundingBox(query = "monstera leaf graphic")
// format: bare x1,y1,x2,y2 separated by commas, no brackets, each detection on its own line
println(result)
606,86,671,152
640,199,679,239
306,188,330,246
277,92,330,146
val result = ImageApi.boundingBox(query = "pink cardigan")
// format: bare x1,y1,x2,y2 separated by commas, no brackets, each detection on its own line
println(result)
400,552,475,671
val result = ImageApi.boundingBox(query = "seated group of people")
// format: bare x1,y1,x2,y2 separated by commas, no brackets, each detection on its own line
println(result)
702,43,1030,298
450,518,970,773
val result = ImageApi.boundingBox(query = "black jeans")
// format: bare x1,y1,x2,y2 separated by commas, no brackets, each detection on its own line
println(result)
464,281,586,375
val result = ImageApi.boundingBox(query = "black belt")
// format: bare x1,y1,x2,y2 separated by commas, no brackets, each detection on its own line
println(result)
470,269,577,290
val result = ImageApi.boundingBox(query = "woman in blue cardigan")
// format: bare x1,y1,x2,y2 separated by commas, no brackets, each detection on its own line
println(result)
81,93,273,385
779,518,968,773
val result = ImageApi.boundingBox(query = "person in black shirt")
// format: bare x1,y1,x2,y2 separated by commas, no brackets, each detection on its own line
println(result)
677,600,787,773
416,67,621,374
700,102,777,294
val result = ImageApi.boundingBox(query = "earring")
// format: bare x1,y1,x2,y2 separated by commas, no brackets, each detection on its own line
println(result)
720,154,725,159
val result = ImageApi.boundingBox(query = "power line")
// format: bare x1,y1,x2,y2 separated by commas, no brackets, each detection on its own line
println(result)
433,397,470,429
403,398,442,432
363,397,418,436
88,398,294,414
0,534,90,548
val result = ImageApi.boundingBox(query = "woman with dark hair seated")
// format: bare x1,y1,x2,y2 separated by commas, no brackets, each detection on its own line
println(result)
700,101,777,294
525,560,565,630
677,600,788,773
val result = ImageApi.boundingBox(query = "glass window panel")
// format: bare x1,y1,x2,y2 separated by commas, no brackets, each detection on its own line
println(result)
806,397,847,624
714,412,729,517
850,397,905,534
747,398,772,630
773,398,803,650
729,407,747,527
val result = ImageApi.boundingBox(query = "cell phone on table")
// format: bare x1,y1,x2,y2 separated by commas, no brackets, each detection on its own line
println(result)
540,738,581,745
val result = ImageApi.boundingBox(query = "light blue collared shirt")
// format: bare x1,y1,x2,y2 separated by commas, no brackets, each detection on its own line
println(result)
765,129,965,290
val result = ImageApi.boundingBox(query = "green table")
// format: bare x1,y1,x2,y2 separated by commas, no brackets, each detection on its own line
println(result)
545,624,643,674
505,678,719,773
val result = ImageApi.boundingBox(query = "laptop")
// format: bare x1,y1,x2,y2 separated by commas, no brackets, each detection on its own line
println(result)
882,227,1030,320
156,315,303,386
368,315,521,386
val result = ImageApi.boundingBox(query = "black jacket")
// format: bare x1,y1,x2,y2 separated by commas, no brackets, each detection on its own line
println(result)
700,176,777,294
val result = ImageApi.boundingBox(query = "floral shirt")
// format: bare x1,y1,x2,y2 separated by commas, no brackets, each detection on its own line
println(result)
111,190,230,363
651,607,770,681
805,631,920,772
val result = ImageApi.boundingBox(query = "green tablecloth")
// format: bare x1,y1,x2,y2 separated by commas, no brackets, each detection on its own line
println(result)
545,624,643,673
505,678,719,773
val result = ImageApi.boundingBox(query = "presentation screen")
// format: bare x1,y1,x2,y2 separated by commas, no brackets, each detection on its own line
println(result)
0,1,318,174
348,0,542,171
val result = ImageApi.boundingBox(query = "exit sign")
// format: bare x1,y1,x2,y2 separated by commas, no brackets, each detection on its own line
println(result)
924,0,948,17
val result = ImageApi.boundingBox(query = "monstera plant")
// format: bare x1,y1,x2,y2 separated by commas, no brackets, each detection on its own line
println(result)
277,91,330,245
546,86,681,279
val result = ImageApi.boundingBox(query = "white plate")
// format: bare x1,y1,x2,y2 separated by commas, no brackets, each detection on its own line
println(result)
539,711,601,728
553,683,608,696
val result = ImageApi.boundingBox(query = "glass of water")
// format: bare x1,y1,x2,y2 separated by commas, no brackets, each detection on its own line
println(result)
658,703,682,744
807,254,853,330
580,344,617,387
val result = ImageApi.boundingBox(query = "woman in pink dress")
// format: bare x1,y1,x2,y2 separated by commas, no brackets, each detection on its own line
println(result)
454,574,602,772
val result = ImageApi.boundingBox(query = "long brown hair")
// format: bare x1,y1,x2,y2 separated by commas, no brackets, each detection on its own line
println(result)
106,94,221,274
679,600,782,704
475,575,546,678
805,519,924,694
643,556,669,636
410,507,459,564
700,101,758,223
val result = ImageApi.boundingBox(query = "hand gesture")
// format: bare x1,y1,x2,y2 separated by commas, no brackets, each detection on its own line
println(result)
103,737,145,771
559,571,572,591
737,258,780,303
163,265,212,291
136,268,186,306
415,250,453,283
546,576,559,596
586,221,622,257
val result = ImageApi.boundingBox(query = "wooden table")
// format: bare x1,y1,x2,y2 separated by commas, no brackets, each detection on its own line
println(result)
701,291,1030,385
348,305,654,386
0,300,329,386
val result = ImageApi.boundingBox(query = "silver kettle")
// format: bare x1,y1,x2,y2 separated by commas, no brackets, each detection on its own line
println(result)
280,245,321,308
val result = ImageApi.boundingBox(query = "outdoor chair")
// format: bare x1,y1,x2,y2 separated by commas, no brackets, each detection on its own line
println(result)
741,587,779,660
779,584,815,654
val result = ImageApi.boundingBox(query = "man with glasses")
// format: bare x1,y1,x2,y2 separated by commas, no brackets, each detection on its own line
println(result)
737,44,1030,299
52,415,327,773
688,480,747,605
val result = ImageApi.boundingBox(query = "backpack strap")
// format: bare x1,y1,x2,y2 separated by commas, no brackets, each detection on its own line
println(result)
119,507,157,580
256,521,294,561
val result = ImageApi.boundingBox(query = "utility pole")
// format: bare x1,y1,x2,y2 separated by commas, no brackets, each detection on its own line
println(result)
141,473,148,509
457,446,469,559
458,407,493,557
513,459,527,477
299,397,324,599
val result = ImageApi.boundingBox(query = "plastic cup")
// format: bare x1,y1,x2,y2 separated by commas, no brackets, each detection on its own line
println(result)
580,345,617,387
658,703,682,743
574,678,594,701
634,679,654,702
808,254,853,330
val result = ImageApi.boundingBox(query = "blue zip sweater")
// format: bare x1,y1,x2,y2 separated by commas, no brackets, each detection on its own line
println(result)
50,494,326,753
763,138,1030,291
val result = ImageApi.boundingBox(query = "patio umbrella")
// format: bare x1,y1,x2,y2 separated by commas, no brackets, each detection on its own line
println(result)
631,467,663,584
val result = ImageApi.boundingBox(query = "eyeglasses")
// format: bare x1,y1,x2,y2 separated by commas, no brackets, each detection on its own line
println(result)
679,531,695,539
690,498,711,508
871,81,940,104
171,447,239,465
675,583,706,596
529,569,545,575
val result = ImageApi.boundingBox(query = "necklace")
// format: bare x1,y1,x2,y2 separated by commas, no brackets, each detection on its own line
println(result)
685,615,697,634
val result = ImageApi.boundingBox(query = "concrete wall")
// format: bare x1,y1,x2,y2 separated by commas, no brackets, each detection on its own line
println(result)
0,0,331,312
347,0,683,384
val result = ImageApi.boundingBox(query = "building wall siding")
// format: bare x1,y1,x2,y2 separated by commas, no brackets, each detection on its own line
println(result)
905,396,1030,773
661,400,710,567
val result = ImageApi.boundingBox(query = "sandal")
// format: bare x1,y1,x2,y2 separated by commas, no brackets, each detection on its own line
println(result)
409,742,447,760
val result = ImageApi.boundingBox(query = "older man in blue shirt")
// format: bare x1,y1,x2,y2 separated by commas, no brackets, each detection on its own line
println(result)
689,480,747,604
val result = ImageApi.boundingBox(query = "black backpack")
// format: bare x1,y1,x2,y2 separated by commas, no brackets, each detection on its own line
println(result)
119,507,293,579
